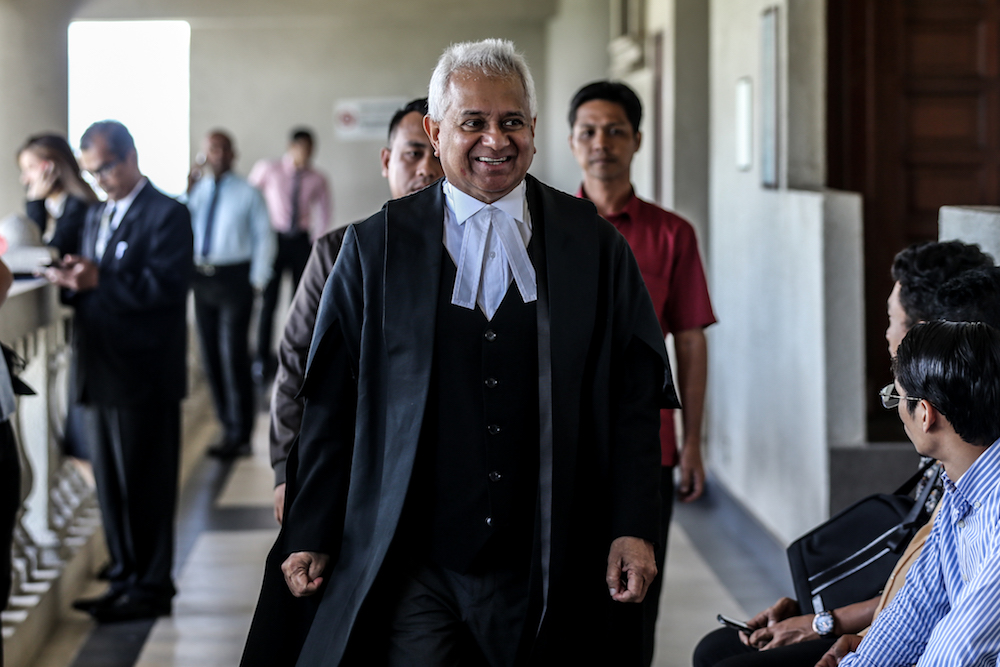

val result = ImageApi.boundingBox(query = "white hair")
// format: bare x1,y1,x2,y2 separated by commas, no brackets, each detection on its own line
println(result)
427,39,537,121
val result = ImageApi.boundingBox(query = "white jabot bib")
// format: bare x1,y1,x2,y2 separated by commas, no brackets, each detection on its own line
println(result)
443,181,535,321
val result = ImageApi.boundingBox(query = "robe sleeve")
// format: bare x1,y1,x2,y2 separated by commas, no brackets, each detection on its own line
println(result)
609,237,676,545
281,225,364,558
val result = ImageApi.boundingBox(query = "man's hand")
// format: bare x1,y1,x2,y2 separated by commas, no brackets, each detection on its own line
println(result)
43,255,99,291
747,614,818,650
281,551,329,597
678,439,705,502
815,634,862,667
187,161,204,193
740,597,799,647
273,483,286,525
606,536,656,603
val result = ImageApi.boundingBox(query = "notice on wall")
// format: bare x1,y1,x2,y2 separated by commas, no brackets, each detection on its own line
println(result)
334,97,409,141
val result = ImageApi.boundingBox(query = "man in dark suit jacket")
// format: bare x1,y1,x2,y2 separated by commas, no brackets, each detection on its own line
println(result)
45,121,192,623
243,40,677,667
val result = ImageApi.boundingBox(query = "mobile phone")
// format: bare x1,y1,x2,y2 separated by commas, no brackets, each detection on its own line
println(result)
717,613,752,635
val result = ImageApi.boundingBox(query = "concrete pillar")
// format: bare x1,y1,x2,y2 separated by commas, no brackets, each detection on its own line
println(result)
939,206,1000,262
542,0,611,194
0,0,78,218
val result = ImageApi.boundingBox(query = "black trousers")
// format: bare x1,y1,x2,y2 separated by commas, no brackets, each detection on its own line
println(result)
641,466,675,666
693,627,837,667
256,234,311,363
84,402,179,602
1,419,19,612
193,264,255,445
343,557,530,667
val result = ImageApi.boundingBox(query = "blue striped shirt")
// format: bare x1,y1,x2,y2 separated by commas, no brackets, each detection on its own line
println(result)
841,437,1000,667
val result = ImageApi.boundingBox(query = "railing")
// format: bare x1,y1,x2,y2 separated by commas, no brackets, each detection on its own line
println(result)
0,279,100,652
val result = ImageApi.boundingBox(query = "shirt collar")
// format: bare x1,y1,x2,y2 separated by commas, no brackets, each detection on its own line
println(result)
576,183,641,220
945,436,1000,508
282,154,307,173
45,191,68,219
444,179,527,226
109,177,147,209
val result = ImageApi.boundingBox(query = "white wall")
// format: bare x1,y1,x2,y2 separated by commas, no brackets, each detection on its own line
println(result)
543,0,611,195
0,0,77,218
75,0,556,227
707,0,863,544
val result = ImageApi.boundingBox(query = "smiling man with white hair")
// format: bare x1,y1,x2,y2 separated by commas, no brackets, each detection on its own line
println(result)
242,38,675,667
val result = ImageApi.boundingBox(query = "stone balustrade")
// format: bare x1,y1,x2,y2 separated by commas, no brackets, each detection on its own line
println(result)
1,278,102,666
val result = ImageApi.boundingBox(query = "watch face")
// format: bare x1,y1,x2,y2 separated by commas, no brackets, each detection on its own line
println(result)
813,611,835,636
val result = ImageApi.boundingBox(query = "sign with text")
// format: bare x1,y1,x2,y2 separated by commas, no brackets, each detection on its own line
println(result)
334,97,408,142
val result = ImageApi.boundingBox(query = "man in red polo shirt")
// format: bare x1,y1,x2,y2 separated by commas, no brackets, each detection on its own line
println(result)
569,80,717,666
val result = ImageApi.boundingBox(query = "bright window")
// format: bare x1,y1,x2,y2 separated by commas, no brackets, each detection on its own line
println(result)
68,21,190,197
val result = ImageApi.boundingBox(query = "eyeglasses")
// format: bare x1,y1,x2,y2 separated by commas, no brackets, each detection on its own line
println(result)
87,158,121,180
879,383,923,409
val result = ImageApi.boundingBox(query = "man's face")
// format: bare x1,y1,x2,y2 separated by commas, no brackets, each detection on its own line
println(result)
205,133,234,176
79,134,139,201
380,111,443,199
569,99,641,184
424,71,536,204
886,281,910,357
289,138,313,168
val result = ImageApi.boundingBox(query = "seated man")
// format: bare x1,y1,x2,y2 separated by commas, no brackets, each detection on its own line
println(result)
693,241,995,667
835,320,1000,665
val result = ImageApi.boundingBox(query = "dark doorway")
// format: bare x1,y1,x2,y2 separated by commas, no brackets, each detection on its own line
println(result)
828,0,1000,440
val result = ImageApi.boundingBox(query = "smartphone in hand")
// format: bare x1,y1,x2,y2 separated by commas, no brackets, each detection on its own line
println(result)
717,613,753,635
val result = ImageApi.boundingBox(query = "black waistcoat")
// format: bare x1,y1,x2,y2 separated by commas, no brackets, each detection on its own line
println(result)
407,249,540,574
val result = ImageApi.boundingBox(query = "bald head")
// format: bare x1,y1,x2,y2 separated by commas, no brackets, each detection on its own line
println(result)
205,130,235,177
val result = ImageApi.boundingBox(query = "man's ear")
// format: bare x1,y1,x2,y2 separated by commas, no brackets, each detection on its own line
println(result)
634,130,643,153
379,148,391,179
919,399,939,434
423,115,441,157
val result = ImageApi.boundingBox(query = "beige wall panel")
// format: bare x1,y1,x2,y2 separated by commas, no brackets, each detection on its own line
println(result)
0,0,77,218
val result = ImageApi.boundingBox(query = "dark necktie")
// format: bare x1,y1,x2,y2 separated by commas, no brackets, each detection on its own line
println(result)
201,177,222,258
94,203,116,260
289,169,303,234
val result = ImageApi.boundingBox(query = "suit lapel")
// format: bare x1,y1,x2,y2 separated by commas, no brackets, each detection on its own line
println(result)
529,175,598,447
82,204,103,261
526,175,599,604
381,183,444,459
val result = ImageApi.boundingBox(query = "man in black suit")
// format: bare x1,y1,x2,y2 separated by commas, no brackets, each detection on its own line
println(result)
243,39,676,667
45,121,193,623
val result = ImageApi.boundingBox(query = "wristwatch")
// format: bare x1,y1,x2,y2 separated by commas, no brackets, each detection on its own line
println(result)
812,610,835,636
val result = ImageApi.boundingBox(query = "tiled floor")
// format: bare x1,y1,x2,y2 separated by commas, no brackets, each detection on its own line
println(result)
30,411,763,667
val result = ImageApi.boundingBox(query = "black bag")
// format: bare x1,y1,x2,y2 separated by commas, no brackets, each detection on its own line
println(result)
787,459,940,614
1,342,36,396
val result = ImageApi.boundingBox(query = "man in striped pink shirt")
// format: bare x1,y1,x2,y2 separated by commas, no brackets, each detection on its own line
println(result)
249,128,332,379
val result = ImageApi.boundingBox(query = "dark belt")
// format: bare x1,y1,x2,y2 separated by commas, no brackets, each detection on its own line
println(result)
194,261,251,278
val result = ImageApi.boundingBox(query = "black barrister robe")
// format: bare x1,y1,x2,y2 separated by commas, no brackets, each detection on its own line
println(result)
241,176,679,666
